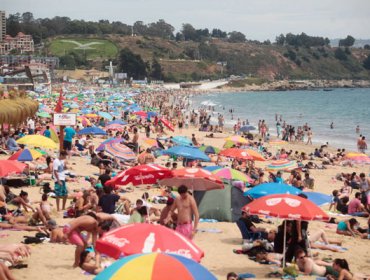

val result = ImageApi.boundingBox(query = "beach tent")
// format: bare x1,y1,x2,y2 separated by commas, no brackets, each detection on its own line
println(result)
193,182,251,222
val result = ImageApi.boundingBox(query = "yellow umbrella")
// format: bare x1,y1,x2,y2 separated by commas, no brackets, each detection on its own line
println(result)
224,136,249,144
85,114,99,118
29,148,43,159
17,135,59,149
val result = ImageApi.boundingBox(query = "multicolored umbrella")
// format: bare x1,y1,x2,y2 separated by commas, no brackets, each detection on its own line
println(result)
211,167,253,183
159,168,224,191
265,159,298,171
343,152,370,164
243,183,302,199
106,164,172,187
96,138,123,152
16,135,59,149
94,253,216,280
105,143,136,161
96,223,204,261
242,194,329,221
0,160,26,177
8,148,43,162
105,124,126,132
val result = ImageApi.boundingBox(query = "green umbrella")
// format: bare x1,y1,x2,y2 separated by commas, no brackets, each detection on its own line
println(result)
37,112,51,118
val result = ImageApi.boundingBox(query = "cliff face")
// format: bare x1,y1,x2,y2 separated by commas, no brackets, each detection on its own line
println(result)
49,35,370,82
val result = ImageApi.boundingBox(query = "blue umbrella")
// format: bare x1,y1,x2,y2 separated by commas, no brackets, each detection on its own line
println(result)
78,127,107,135
239,125,257,132
163,146,210,161
302,192,332,206
244,182,302,198
147,111,157,118
203,166,222,172
95,138,122,151
98,111,113,121
172,136,192,146
108,120,127,125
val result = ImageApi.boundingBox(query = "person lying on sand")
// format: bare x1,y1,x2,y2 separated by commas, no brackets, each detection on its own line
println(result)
308,229,344,252
79,250,103,275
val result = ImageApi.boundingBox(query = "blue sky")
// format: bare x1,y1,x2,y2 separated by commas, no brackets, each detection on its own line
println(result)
2,0,370,41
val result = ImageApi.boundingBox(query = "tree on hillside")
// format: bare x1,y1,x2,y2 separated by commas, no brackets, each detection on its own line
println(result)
150,58,163,80
211,28,227,38
339,35,355,47
118,48,147,79
147,19,174,39
228,31,246,43
334,48,347,60
182,23,197,41
6,13,22,37
363,54,370,70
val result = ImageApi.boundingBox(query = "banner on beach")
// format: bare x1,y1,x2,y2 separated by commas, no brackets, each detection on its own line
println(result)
53,113,76,126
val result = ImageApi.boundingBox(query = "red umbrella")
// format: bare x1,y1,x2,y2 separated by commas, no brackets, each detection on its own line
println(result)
133,111,147,118
220,148,254,160
0,160,27,177
159,168,224,191
160,117,175,132
242,194,329,221
96,223,204,262
106,164,172,188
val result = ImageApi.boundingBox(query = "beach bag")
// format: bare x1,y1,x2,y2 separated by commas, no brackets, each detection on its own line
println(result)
23,236,43,244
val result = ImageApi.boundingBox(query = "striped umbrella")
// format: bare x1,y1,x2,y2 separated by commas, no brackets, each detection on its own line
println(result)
210,167,254,183
105,143,136,161
8,148,43,161
265,159,298,172
94,253,216,280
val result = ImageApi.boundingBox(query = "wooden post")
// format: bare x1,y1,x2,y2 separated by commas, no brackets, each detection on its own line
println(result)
59,125,65,151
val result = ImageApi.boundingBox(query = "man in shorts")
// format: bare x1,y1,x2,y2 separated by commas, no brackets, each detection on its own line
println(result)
53,151,68,212
165,185,199,239
63,126,76,158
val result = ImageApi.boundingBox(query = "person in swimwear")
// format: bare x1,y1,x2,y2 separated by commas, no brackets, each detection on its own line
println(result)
63,213,110,267
165,185,199,239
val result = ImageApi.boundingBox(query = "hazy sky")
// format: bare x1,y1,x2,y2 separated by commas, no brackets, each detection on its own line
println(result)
2,0,370,41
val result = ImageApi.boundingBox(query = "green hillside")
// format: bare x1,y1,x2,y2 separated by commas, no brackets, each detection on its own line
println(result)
49,38,118,60
47,35,370,82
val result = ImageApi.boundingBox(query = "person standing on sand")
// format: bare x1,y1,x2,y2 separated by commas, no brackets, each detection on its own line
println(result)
53,151,68,212
165,185,199,240
306,128,313,145
358,136,367,154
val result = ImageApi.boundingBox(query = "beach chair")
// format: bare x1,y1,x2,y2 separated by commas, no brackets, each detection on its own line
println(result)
235,219,262,242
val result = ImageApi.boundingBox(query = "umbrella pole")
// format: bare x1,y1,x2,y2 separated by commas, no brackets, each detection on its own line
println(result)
283,220,287,268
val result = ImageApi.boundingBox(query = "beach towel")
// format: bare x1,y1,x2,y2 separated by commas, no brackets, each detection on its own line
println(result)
238,273,256,278
199,218,219,223
197,228,222,233
313,242,348,251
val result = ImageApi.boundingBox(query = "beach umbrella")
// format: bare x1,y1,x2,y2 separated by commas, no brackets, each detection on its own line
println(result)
77,116,92,127
239,125,256,132
219,148,253,160
199,145,220,154
172,136,192,146
211,167,253,183
242,193,329,221
133,111,147,118
77,127,107,135
343,152,370,164
243,149,265,161
243,183,302,198
202,166,223,172
35,148,47,155
147,111,157,118
224,136,249,145
160,117,175,132
242,194,330,267
105,124,126,132
96,224,204,261
163,146,210,161
16,135,58,149
142,138,161,148
0,160,26,177
94,253,216,280
108,120,127,125
98,111,113,121
85,113,99,118
159,168,224,191
96,138,122,152
8,148,43,162
106,164,172,187
40,126,59,143
302,191,332,206
265,159,298,172
105,143,136,161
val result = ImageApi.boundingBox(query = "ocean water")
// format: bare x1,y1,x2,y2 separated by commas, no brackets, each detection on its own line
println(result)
190,88,370,152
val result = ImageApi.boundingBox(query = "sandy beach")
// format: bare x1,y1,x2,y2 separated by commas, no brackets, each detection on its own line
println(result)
1,124,369,280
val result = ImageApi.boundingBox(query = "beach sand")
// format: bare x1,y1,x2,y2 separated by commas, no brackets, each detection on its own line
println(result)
1,127,369,280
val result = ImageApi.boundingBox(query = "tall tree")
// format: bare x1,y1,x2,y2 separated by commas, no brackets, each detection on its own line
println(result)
119,48,147,79
228,31,246,43
339,35,355,47
150,58,163,80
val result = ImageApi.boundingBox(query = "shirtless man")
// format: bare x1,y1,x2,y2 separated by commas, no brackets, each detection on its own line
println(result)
63,213,109,267
165,185,199,239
